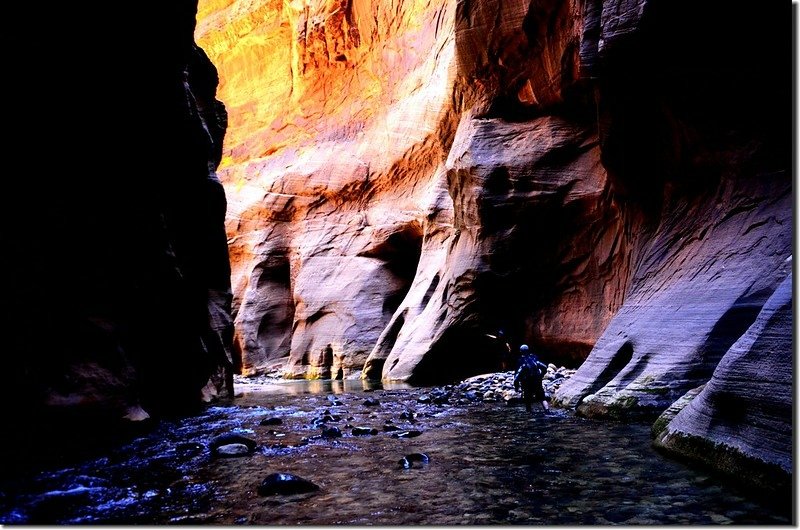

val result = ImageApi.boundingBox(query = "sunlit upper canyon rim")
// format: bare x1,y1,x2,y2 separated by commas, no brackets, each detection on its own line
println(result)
0,0,791,524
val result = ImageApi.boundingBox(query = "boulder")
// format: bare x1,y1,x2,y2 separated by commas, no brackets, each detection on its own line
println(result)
216,443,251,457
653,274,792,492
210,434,258,454
257,473,320,496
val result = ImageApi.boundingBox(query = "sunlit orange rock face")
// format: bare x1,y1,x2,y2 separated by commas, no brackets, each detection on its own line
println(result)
197,0,464,378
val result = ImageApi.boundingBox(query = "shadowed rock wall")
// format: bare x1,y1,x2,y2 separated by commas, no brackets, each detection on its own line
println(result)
2,0,237,424
553,0,791,417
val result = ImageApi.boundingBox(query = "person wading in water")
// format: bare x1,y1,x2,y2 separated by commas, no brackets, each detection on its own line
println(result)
513,344,550,413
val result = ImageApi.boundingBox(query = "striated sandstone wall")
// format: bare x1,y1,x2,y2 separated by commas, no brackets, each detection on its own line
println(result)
652,273,793,492
553,0,791,416
198,0,465,377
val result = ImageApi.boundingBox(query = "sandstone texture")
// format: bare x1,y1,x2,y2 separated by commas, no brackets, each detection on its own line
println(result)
197,0,633,381
652,274,793,490
3,1,237,424
553,0,791,417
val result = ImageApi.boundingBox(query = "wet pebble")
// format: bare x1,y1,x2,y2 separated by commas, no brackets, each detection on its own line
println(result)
392,430,423,439
216,443,251,457
321,426,342,439
209,433,257,454
257,473,320,496
352,427,379,436
452,368,574,404
312,414,340,426
399,452,430,469
709,513,733,524
383,423,401,432
265,429,285,437
431,392,450,405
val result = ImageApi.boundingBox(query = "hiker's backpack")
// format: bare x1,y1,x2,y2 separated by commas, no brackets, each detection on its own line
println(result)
517,354,545,382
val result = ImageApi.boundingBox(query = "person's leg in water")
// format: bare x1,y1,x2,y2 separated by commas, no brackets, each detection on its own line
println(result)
534,382,550,412
522,384,533,412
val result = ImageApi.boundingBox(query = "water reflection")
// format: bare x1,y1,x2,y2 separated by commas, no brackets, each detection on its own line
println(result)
0,383,790,525
236,378,413,396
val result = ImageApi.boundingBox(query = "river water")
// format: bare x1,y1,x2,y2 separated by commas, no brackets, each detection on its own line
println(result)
0,380,791,524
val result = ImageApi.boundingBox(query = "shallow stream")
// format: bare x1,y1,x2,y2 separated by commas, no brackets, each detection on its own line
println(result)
0,380,791,524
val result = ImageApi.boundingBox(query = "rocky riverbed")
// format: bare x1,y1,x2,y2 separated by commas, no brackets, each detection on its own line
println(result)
234,364,575,405
455,365,576,404
0,371,790,524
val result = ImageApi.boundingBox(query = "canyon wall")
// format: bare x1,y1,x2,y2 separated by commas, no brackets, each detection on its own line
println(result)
197,0,632,380
550,0,791,488
2,1,237,424
652,273,793,492
197,0,791,488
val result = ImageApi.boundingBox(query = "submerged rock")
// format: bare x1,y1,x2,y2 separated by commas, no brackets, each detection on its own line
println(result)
210,433,257,454
363,398,380,407
399,452,430,469
352,427,379,436
216,443,251,457
175,442,204,455
431,393,450,405
315,414,340,424
259,417,283,426
321,426,343,439
257,473,320,496
392,430,422,439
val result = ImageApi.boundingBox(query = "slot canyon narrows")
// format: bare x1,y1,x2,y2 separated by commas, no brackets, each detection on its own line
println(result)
0,0,792,525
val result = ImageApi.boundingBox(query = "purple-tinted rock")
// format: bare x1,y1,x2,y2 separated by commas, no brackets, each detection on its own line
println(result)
653,274,792,491
257,473,320,496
